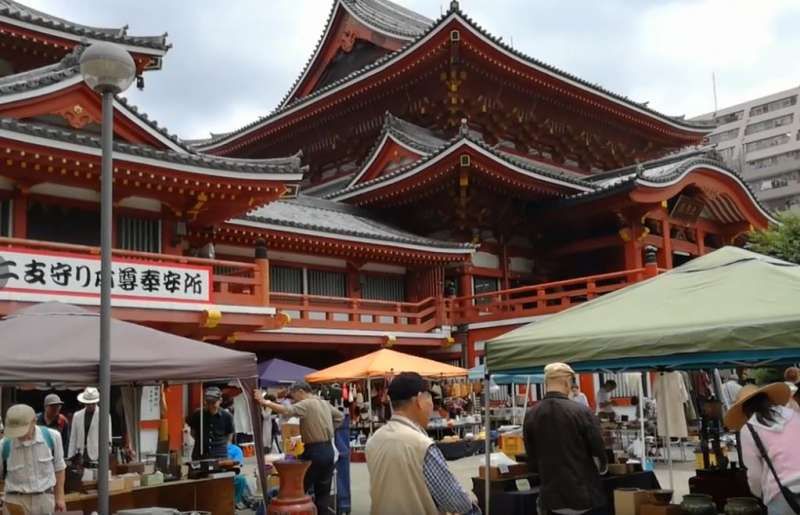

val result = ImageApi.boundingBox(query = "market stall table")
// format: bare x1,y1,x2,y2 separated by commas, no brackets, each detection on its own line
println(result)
65,474,235,515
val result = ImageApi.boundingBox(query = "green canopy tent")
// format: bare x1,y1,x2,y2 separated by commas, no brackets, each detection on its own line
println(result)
484,246,800,494
487,246,800,374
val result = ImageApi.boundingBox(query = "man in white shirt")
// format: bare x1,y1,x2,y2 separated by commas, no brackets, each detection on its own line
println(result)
0,404,66,513
596,380,617,415
570,384,590,408
68,387,112,462
720,373,742,410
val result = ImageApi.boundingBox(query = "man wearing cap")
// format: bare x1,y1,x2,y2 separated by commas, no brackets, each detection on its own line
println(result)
255,381,343,514
0,404,67,513
68,387,112,463
187,386,235,460
524,363,607,515
37,394,70,456
365,372,480,515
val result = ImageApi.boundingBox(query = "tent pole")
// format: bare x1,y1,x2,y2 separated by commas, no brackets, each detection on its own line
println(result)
638,376,645,462
660,372,674,490
367,377,373,435
199,382,204,458
511,382,516,425
484,372,491,515
522,376,531,416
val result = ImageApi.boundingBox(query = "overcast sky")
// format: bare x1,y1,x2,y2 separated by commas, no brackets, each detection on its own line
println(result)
27,0,800,140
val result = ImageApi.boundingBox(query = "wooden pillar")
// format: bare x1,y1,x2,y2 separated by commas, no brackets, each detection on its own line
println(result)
165,385,184,452
660,218,673,269
255,240,269,306
580,373,596,411
466,332,477,369
459,267,473,298
501,242,510,290
11,190,27,237
346,262,362,299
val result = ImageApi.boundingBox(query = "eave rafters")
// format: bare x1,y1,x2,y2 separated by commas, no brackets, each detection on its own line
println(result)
215,224,471,265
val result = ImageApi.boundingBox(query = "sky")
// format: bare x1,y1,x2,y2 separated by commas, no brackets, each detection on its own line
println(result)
26,0,800,140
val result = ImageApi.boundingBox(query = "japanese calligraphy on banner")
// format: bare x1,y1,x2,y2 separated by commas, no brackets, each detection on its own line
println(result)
0,249,211,302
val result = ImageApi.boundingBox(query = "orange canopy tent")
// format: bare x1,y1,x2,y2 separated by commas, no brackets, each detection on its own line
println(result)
305,348,467,383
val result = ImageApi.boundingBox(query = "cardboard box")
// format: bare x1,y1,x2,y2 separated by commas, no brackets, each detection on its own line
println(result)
614,488,651,515
608,463,629,475
639,504,682,515
108,477,127,492
478,463,529,480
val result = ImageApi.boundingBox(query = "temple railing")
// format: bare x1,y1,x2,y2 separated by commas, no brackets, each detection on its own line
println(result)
0,237,266,307
0,236,658,331
444,268,655,325
270,293,444,332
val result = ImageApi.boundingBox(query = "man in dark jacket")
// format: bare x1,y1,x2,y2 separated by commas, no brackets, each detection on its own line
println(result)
523,363,608,514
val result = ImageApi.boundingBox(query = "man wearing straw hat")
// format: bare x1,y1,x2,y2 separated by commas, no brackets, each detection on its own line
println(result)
724,382,800,514
0,404,67,513
524,363,607,515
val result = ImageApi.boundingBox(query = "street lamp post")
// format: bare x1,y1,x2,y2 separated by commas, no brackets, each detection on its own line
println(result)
80,42,136,515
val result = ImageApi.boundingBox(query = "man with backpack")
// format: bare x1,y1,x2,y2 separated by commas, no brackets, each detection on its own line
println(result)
1,404,67,513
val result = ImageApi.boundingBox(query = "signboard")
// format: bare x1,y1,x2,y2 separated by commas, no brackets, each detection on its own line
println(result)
669,195,705,223
0,248,212,303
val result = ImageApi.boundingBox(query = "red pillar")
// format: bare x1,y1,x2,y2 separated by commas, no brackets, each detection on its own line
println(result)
580,373,596,411
696,228,705,255
165,385,184,452
11,192,27,237
659,218,673,269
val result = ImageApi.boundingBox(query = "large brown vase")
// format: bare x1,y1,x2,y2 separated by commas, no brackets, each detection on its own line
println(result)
268,459,317,515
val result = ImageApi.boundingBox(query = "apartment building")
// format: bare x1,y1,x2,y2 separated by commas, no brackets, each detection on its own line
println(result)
693,86,800,212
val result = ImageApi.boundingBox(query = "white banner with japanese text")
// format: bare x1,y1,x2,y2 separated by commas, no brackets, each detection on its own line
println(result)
0,248,212,303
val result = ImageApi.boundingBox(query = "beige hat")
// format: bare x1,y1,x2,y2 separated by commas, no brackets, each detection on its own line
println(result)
723,383,791,430
78,386,100,404
4,404,36,439
544,362,576,380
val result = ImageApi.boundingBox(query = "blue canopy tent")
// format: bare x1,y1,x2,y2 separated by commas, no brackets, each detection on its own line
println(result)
468,364,544,384
257,358,317,387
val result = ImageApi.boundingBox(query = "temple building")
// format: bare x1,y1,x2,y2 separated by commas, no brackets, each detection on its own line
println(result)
0,0,775,433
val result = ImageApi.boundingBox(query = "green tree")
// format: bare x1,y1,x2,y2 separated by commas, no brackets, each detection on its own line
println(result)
747,212,800,264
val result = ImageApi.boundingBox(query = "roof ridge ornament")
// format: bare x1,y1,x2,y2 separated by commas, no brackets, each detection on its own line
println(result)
449,0,460,12
459,118,469,137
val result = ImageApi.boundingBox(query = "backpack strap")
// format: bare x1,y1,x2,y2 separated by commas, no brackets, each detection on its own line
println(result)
40,427,55,453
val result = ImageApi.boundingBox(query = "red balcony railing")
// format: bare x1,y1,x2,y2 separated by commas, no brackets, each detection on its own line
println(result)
445,268,654,325
0,237,658,332
270,293,444,332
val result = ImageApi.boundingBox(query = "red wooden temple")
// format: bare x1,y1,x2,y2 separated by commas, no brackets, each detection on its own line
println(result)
0,0,774,442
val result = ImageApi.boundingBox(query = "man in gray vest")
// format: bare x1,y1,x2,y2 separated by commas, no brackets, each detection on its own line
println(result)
366,372,480,515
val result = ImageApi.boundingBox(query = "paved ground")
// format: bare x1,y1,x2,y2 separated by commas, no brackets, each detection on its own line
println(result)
239,456,696,515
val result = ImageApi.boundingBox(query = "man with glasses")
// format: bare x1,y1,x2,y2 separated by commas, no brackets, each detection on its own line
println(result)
366,372,480,515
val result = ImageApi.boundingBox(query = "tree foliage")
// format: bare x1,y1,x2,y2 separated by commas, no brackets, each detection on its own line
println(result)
747,212,800,264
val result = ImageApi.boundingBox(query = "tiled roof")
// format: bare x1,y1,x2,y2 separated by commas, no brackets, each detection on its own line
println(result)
201,3,710,151
273,0,432,112
0,47,188,151
236,194,474,251
342,0,432,38
328,119,593,199
0,116,305,177
560,148,762,205
0,0,170,51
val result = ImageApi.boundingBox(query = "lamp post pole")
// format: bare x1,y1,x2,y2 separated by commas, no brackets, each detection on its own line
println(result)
80,42,136,515
98,87,114,515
